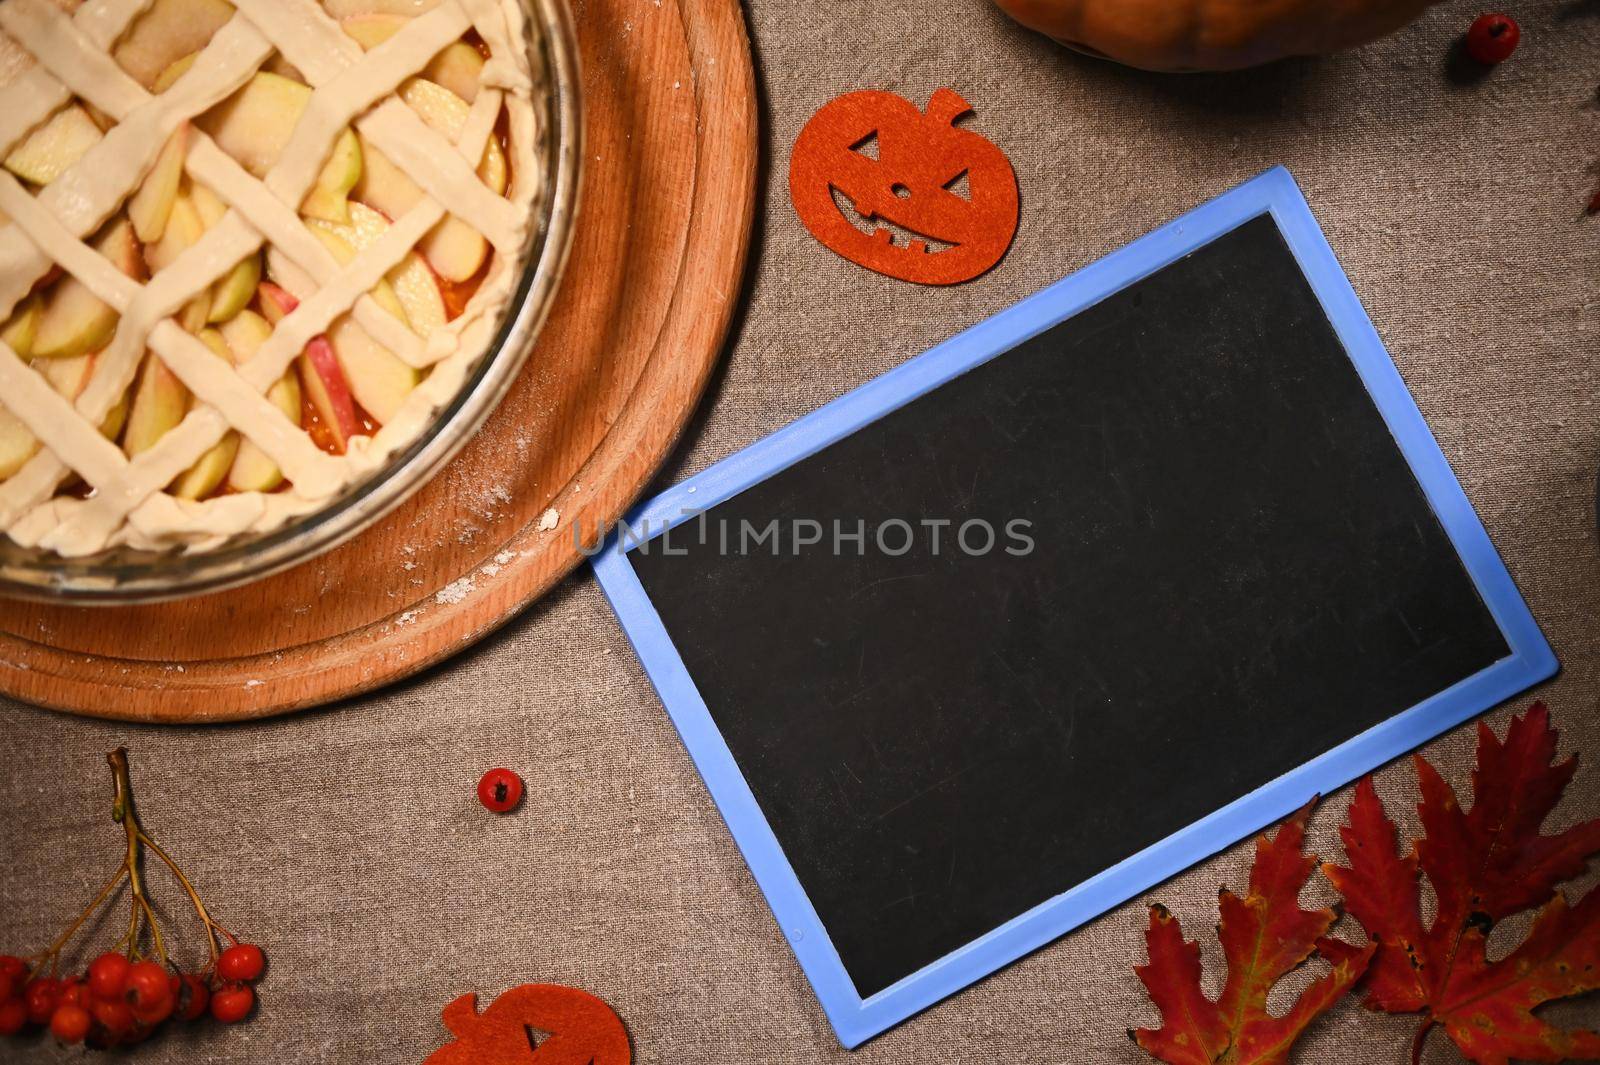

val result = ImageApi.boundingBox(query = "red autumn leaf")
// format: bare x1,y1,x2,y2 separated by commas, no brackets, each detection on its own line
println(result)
1132,804,1375,1065
1322,702,1600,1065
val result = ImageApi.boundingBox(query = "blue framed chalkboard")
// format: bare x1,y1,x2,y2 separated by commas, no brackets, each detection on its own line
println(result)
591,168,1556,1048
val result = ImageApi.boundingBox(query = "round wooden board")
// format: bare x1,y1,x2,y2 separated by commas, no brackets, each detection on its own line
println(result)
0,0,758,722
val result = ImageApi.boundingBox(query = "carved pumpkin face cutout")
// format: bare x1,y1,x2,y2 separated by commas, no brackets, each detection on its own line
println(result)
789,88,1018,285
423,984,631,1065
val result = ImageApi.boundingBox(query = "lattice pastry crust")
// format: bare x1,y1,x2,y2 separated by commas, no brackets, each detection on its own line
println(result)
0,0,544,557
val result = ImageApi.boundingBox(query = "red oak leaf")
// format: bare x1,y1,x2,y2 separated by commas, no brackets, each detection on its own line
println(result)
1132,804,1375,1065
1322,703,1600,1065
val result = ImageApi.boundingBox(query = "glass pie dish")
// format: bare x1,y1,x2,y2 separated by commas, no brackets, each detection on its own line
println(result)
0,0,580,604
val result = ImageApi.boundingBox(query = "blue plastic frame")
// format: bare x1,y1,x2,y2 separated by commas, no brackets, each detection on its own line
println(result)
590,168,1557,1048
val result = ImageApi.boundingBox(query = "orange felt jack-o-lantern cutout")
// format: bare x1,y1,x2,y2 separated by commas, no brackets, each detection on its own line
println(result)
422,984,630,1065
789,88,1018,286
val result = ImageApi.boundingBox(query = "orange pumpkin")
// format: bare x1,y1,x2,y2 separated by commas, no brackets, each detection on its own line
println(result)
991,0,1442,72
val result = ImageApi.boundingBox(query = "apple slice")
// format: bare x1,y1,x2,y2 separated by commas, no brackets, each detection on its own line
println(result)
144,192,203,274
206,253,260,325
200,72,363,224
0,295,48,472
148,194,213,316
262,53,306,83
34,353,94,400
33,278,116,360
177,292,211,333
217,307,272,359
422,43,488,105
112,0,236,91
189,181,227,227
400,79,506,281
0,410,37,480
355,136,493,280
261,284,363,453
123,352,188,457
1,297,39,357
0,288,49,475
400,79,507,195
185,182,261,324
0,325,64,476
324,0,445,17
220,310,301,492
301,134,363,224
227,367,301,492
324,315,416,425
84,104,117,133
0,319,108,478
128,124,189,243
145,194,212,328
340,14,486,102
257,280,297,325
195,328,231,361
353,78,504,282
302,223,411,326
33,218,142,360
298,335,359,453
4,105,102,186
296,228,419,422
152,53,197,96
309,201,446,339
33,351,126,440
31,351,130,438
100,393,130,442
169,328,239,499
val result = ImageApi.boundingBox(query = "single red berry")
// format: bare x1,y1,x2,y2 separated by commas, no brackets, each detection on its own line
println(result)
123,961,171,1012
218,943,266,983
209,984,254,1024
87,952,131,1002
24,977,61,1025
49,1002,91,1044
1466,13,1520,64
175,974,209,1022
57,978,86,1009
132,989,174,1027
90,995,135,1035
477,767,525,813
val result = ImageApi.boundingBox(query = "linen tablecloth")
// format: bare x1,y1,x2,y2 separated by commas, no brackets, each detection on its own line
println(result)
4,1,1600,1060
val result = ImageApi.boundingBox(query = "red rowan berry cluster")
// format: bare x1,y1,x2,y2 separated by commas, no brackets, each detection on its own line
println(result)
0,748,266,1049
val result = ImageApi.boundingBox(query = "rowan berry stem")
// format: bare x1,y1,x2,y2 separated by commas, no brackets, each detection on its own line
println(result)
29,863,127,976
6,746,266,1044
137,833,230,967
109,748,167,965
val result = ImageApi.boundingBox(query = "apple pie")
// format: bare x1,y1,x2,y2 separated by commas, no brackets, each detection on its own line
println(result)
0,0,546,558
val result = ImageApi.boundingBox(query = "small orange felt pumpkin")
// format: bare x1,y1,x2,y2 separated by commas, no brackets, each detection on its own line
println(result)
789,88,1018,285
422,984,630,1065
991,0,1442,72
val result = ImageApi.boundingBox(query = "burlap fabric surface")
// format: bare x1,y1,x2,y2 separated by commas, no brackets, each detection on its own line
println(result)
4,1,1600,1061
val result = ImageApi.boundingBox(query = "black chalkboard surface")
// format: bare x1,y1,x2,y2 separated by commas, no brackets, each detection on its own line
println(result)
628,214,1510,998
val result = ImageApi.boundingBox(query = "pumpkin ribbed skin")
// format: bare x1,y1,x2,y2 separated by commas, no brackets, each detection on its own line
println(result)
992,0,1441,71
